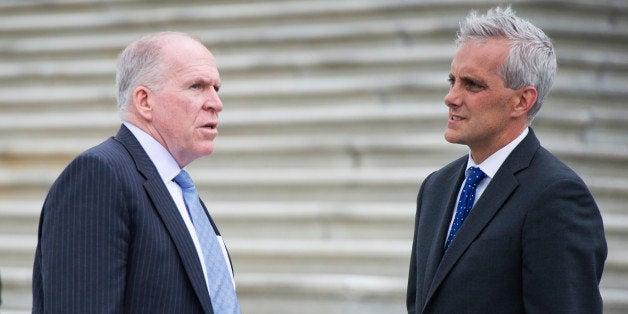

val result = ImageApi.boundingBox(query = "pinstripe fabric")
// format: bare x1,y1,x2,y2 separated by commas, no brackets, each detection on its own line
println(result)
33,125,216,313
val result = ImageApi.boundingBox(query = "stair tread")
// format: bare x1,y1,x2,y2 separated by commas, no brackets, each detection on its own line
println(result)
0,0,626,312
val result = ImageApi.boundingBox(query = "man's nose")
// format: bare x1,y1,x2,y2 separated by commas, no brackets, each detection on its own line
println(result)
205,86,223,112
444,85,460,108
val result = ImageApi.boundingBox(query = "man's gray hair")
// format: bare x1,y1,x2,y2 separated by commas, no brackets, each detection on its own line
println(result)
456,6,557,120
115,32,201,118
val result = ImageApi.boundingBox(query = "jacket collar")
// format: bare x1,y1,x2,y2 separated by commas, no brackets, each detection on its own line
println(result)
114,124,215,313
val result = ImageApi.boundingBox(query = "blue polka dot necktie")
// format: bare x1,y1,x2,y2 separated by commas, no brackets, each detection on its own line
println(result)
444,166,487,251
173,170,241,314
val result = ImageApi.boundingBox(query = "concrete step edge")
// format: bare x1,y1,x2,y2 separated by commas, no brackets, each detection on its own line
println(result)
0,45,451,81
0,17,456,56
602,288,628,308
1,235,625,268
1,266,626,302
237,272,405,297
1,166,627,197
2,132,628,164
0,0,465,34
7,101,628,133
4,46,628,82
1,76,627,107
2,15,626,57
4,199,628,222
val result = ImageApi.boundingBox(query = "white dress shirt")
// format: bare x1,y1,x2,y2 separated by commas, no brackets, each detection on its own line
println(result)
123,122,235,292
445,127,529,239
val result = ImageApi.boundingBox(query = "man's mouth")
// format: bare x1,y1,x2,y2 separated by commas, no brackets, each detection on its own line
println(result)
450,115,463,121
203,122,217,129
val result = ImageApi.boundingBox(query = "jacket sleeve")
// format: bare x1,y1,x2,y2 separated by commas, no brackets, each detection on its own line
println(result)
33,153,130,313
522,177,607,313
407,173,434,314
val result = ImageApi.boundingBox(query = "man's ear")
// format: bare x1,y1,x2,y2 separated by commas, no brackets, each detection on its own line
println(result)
512,86,537,118
132,86,153,121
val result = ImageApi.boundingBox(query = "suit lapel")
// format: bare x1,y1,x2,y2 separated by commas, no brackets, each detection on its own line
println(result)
423,129,540,310
420,160,466,306
114,125,214,313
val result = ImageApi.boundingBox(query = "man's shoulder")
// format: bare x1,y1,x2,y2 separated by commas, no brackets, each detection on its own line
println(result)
78,136,129,162
45,136,138,198
512,144,590,192
62,136,135,174
531,145,581,179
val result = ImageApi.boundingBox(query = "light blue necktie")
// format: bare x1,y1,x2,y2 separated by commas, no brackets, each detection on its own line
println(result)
445,166,487,251
173,170,241,314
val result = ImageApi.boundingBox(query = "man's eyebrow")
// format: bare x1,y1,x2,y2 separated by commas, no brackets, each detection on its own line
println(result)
189,78,221,88
459,75,487,87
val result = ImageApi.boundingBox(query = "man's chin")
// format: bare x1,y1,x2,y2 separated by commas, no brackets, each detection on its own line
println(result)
444,131,461,144
200,147,215,157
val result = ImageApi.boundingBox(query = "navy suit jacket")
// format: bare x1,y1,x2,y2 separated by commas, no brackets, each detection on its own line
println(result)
407,129,607,313
33,125,225,313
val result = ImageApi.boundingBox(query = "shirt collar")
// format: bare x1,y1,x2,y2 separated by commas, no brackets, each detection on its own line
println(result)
123,121,182,182
466,127,529,178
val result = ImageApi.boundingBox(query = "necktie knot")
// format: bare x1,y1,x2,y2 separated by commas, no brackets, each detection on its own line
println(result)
173,170,195,190
466,167,487,187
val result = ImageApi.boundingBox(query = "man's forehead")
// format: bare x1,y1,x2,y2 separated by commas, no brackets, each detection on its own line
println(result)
164,47,217,72
452,41,507,69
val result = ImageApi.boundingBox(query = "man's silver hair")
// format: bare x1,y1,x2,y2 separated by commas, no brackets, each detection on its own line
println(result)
115,32,201,118
456,6,557,120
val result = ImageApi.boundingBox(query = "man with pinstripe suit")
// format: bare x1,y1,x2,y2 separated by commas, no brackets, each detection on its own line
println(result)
33,32,240,313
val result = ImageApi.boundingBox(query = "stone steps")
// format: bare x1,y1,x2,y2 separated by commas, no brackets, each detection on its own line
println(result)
236,272,406,314
0,1,625,40
0,119,628,170
0,267,31,313
1,104,627,148
0,234,413,274
3,268,628,314
1,0,626,312
2,130,627,175
0,200,417,238
0,56,626,127
0,15,455,59
0,3,625,103
3,200,628,241
1,209,627,302
2,189,627,309
3,232,627,284
0,265,408,314
2,166,627,208
2,42,626,85
2,229,626,273
2,237,627,312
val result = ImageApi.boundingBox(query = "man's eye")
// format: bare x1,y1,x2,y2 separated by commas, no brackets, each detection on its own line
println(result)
191,84,202,90
466,81,485,91
447,78,455,86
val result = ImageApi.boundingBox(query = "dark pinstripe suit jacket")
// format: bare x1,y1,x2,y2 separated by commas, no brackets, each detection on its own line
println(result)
33,125,220,313
406,129,607,313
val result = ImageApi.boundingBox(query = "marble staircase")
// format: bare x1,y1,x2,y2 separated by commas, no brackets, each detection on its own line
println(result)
1,1,627,313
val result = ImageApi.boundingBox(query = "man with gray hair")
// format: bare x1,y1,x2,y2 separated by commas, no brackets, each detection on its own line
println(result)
406,7,606,313
33,32,241,313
